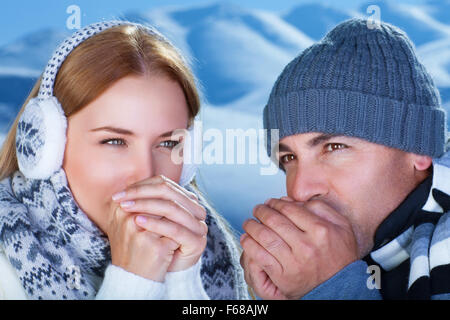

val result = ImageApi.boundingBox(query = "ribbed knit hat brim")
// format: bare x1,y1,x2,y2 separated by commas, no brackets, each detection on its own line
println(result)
264,18,448,158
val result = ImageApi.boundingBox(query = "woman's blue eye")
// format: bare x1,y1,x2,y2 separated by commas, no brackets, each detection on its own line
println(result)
324,143,347,152
159,140,180,148
101,138,126,146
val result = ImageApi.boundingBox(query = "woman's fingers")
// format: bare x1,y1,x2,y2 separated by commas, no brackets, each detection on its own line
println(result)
108,175,209,275
112,175,206,221
135,215,207,256
131,175,199,201
120,198,208,236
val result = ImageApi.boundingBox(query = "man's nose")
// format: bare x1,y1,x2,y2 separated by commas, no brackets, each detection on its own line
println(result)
288,162,329,202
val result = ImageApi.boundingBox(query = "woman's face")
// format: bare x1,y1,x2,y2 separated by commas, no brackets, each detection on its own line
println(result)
63,75,189,232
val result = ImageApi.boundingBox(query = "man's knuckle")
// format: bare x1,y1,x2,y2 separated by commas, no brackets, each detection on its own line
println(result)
314,222,329,240
264,238,282,252
255,227,271,242
301,242,317,259
264,213,280,226
278,221,297,235
254,246,268,262
253,204,264,218
279,202,296,215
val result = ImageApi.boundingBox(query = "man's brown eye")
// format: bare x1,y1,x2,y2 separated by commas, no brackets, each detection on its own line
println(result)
280,154,295,164
325,143,347,152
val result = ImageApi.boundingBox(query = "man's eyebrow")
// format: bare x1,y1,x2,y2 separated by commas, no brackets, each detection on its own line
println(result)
307,133,342,147
90,126,135,136
278,143,292,153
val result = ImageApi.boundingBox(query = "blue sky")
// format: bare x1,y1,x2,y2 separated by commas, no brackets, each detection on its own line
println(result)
0,0,427,47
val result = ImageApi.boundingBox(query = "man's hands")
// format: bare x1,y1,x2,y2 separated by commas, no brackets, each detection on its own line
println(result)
240,197,358,300
106,175,208,282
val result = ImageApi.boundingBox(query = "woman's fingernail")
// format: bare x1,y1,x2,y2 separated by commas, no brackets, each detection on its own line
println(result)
264,198,271,205
112,191,126,201
135,215,147,226
240,233,247,242
120,200,134,209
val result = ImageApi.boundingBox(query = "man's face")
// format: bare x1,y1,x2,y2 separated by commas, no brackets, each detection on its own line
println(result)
276,132,429,257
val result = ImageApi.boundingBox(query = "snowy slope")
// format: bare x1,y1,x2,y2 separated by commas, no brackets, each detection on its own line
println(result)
421,0,450,26
0,28,67,135
0,28,68,71
1,1,450,113
417,37,450,89
282,3,353,40
357,0,450,46
0,2,313,120
126,2,313,105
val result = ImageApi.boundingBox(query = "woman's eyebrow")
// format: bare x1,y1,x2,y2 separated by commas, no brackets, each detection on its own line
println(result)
90,126,135,136
159,130,188,139
160,130,175,138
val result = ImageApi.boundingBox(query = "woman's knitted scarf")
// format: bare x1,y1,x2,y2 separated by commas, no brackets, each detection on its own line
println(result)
0,169,247,299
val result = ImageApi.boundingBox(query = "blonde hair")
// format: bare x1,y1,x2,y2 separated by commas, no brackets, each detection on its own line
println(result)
0,24,200,181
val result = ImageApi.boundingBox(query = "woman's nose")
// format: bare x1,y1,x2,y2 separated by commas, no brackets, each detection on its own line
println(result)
127,152,155,185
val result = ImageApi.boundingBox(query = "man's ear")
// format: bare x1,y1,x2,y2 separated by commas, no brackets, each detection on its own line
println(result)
411,154,432,171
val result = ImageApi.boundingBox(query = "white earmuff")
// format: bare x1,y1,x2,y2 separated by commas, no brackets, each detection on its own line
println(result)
16,97,67,179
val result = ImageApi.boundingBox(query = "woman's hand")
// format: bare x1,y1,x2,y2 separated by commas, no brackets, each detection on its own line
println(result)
106,202,179,282
111,175,208,273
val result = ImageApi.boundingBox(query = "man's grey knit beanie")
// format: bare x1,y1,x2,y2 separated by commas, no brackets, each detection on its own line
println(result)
263,18,448,158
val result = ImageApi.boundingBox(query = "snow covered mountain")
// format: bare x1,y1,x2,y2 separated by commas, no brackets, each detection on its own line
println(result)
0,28,69,131
1,1,450,116
282,3,354,41
124,3,314,106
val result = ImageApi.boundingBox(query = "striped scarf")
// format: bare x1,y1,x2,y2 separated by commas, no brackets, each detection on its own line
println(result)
367,151,450,299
